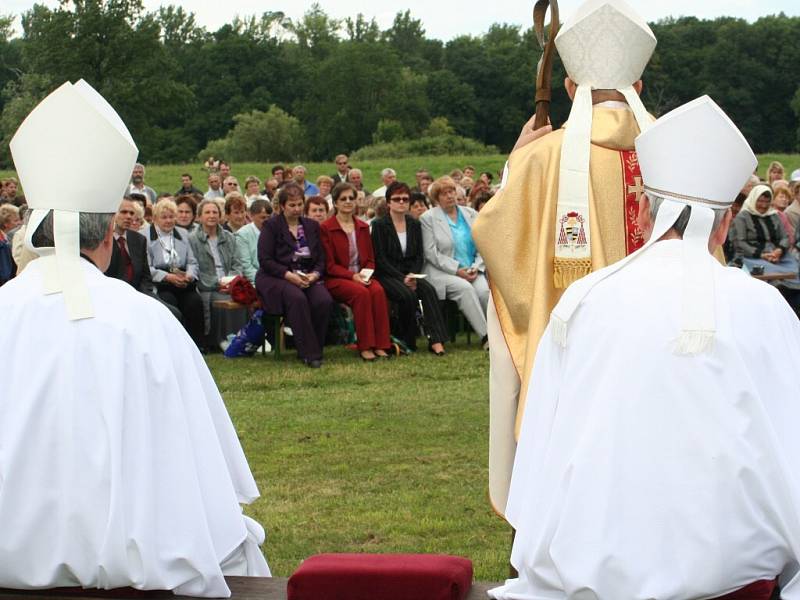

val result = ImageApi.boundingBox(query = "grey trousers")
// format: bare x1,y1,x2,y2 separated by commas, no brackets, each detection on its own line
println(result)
439,272,489,338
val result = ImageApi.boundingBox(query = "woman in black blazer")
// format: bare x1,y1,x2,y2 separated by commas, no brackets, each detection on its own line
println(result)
371,181,449,355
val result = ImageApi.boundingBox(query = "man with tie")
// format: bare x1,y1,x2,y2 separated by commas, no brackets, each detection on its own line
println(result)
105,196,151,292
105,197,182,320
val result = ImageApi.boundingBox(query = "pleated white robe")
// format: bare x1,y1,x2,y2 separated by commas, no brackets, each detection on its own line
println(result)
0,257,269,597
491,240,800,600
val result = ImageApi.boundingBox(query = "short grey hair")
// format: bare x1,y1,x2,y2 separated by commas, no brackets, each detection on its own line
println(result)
381,168,396,177
648,193,728,237
31,210,115,250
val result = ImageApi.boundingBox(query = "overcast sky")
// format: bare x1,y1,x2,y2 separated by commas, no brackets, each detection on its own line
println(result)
5,0,798,40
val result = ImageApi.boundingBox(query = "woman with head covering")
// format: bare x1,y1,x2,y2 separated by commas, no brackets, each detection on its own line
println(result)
731,184,800,312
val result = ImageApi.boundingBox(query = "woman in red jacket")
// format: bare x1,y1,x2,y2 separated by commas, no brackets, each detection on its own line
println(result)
321,182,392,361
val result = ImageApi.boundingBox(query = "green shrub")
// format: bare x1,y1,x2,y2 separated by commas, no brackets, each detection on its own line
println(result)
352,134,498,160
198,105,306,163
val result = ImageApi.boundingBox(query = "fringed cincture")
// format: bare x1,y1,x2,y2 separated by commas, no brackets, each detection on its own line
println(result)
550,314,567,348
553,257,592,289
673,330,714,355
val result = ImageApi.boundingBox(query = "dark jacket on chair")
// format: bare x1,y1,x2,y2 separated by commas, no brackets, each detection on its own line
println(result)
370,215,424,281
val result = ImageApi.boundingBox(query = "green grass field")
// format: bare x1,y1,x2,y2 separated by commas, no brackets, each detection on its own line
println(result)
3,152,798,196
210,339,510,580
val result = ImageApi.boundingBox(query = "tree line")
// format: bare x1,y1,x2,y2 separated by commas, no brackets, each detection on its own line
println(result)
0,1,798,167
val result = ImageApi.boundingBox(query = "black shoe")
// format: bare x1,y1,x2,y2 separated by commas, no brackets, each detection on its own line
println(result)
305,359,322,368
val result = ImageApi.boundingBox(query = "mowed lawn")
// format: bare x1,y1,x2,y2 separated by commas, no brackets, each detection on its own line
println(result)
207,339,511,581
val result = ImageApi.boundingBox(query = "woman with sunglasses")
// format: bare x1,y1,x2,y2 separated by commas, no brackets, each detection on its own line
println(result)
321,183,392,361
371,181,448,355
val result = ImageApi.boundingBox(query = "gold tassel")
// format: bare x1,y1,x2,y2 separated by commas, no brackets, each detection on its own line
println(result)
553,257,592,289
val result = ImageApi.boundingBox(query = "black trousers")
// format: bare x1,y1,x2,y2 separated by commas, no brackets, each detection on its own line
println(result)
378,275,448,348
156,282,205,347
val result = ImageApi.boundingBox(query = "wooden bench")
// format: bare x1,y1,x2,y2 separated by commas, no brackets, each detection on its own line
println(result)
0,577,501,600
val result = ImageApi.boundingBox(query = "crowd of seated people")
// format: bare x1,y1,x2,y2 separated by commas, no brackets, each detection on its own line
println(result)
0,155,549,363
726,161,800,314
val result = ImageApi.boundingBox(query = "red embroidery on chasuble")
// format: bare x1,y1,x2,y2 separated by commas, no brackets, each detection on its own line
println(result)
621,149,645,255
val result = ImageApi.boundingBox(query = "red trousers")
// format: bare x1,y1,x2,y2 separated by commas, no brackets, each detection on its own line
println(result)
326,278,391,351
714,579,777,600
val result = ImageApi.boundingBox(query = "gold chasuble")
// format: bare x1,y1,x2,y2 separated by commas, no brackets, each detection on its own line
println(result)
473,105,647,513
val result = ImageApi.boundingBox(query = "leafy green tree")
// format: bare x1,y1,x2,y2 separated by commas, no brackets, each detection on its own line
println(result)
373,119,405,143
19,0,195,161
200,105,306,162
0,73,55,167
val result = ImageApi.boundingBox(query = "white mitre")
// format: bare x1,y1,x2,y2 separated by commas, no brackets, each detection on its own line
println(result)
550,96,757,354
10,80,138,320
551,0,656,287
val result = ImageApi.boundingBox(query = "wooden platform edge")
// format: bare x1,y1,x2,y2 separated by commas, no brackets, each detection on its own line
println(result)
0,577,501,600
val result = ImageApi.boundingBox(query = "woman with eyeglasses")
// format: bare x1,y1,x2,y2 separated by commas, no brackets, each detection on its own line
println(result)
146,199,204,348
321,182,392,361
371,181,449,355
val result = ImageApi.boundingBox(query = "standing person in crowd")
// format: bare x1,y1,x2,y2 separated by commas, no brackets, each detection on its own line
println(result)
372,181,448,355
128,163,156,204
218,160,231,181
271,164,285,184
256,182,333,368
189,199,246,349
175,194,199,234
205,173,224,199
421,176,489,347
244,176,268,208
766,160,785,185
409,192,429,219
321,182,392,361
304,196,329,223
372,168,397,200
293,165,319,196
316,175,334,208
463,165,476,180
235,198,271,285
223,176,240,195
223,192,248,233
263,177,279,200
146,199,204,349
332,154,350,184
478,171,493,187
175,173,201,196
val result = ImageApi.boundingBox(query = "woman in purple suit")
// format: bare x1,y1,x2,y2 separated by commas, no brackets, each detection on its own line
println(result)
256,182,334,368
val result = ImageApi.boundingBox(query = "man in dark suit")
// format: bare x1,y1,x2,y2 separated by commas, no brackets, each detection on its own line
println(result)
331,154,350,185
106,197,152,292
105,197,182,320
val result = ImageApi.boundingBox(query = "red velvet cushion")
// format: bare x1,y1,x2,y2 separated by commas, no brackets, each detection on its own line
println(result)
287,553,473,600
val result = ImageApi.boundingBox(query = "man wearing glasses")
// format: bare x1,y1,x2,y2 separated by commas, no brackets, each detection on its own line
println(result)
332,153,350,185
